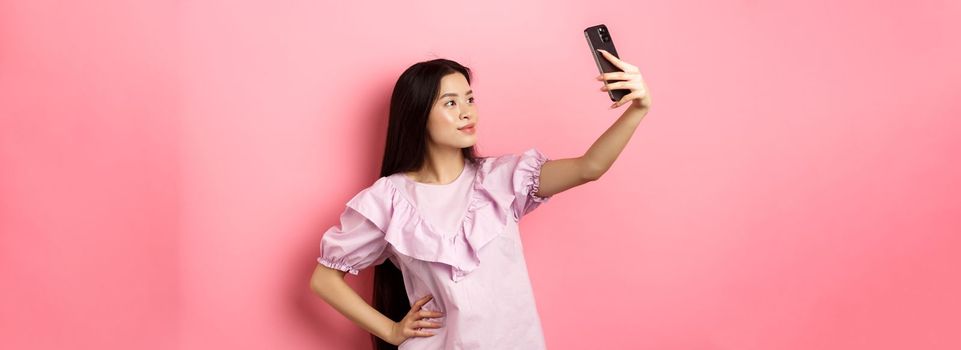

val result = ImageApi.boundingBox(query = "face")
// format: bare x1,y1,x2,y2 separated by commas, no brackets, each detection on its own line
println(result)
425,73,478,150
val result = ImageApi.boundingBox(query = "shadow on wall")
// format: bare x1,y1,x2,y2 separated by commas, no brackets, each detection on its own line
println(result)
294,75,394,347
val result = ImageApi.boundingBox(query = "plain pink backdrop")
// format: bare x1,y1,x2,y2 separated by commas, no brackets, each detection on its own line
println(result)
2,0,959,349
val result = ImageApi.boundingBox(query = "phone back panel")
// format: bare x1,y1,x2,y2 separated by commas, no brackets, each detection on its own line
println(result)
584,24,629,102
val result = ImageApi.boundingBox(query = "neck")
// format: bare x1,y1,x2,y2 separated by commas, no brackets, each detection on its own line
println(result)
409,145,466,184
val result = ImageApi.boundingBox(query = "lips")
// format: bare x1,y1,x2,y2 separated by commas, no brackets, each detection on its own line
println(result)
458,123,476,130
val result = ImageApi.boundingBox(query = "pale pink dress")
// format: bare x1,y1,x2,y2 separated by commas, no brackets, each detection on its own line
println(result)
317,148,554,349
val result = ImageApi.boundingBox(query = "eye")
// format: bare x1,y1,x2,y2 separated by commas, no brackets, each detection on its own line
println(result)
468,97,475,103
445,100,455,107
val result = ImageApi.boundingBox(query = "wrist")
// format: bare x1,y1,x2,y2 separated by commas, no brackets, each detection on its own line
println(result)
625,101,648,117
384,321,402,345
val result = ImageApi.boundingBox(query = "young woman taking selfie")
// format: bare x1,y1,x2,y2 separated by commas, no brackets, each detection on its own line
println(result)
309,49,651,349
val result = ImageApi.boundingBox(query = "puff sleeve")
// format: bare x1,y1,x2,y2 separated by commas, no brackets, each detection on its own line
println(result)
509,147,553,221
316,206,390,275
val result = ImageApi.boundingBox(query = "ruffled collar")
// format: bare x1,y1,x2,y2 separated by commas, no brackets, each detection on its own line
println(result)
382,159,515,282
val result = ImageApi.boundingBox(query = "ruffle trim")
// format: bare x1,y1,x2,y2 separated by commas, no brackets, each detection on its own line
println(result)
522,148,551,203
345,159,515,282
317,257,360,275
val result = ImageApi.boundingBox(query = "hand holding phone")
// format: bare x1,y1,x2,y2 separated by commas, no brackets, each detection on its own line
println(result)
584,24,653,110
585,24,629,102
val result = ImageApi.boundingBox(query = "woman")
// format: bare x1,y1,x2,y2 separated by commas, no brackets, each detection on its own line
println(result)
310,49,651,349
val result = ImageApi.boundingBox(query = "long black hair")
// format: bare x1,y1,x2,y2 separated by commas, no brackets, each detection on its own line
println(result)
371,58,484,350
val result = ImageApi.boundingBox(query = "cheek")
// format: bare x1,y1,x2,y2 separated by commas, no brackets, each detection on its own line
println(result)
428,110,459,129
425,120,452,140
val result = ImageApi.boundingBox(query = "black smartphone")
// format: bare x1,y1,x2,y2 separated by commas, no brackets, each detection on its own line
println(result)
584,24,629,102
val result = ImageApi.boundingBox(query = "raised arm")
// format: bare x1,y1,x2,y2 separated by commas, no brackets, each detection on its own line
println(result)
536,49,652,198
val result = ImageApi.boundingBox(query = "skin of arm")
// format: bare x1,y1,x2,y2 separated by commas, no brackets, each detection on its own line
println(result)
537,49,652,198
309,264,398,344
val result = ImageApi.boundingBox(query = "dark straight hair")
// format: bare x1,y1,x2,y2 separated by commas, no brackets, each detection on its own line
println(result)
371,58,483,350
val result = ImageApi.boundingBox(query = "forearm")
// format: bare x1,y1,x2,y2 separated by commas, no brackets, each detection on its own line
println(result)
311,268,395,342
582,106,647,179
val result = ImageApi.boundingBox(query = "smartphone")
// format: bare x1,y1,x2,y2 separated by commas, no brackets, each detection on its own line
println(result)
584,24,629,102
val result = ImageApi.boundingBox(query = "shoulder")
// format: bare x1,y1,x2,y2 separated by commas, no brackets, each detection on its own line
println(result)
344,175,397,231
476,148,549,177
349,175,392,197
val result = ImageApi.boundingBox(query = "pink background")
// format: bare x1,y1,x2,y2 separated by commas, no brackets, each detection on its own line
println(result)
2,0,960,349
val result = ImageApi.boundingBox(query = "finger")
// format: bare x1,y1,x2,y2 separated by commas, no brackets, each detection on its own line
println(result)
596,71,631,81
614,93,639,108
412,294,432,310
597,50,641,74
611,92,641,108
601,81,635,90
408,329,436,337
601,50,640,72
596,49,628,71
416,320,444,329
419,310,445,319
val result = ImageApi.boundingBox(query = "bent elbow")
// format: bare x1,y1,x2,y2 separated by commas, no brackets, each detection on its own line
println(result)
310,264,346,295
581,161,605,182
309,277,324,295
310,279,323,294
584,171,602,182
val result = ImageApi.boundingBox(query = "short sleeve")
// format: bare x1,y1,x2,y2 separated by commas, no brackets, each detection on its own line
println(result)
316,206,390,275
509,147,553,221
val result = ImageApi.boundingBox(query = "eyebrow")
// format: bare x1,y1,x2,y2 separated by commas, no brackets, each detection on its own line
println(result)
438,90,473,99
